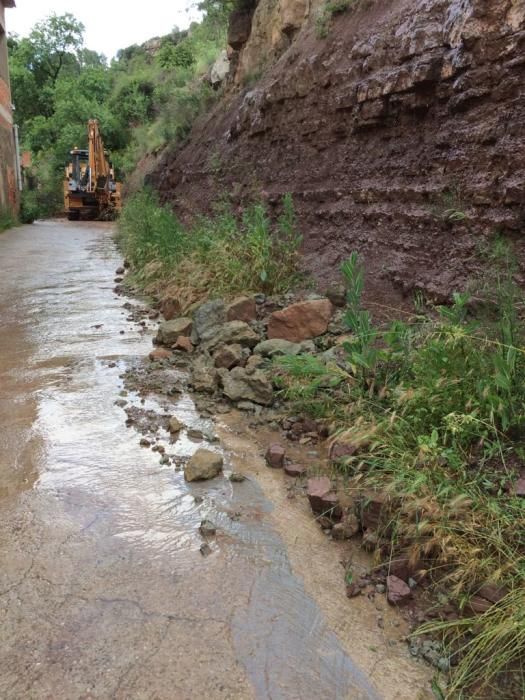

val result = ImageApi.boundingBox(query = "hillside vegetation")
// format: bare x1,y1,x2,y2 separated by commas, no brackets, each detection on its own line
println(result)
8,1,231,217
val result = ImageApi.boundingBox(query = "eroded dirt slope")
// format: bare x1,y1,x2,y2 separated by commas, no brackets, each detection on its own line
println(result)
149,0,525,307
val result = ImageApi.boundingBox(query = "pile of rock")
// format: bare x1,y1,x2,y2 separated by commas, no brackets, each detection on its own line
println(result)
150,293,338,410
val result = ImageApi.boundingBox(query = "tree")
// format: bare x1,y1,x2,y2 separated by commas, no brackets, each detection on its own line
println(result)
29,13,85,84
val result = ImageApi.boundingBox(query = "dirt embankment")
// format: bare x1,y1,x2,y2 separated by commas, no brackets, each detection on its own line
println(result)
147,0,525,309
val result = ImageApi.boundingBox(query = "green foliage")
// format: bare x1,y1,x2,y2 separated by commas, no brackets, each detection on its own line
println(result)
316,0,355,38
9,5,230,206
117,191,302,297
19,190,42,224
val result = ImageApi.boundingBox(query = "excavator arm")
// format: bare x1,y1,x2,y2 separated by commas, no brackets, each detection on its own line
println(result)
88,119,110,192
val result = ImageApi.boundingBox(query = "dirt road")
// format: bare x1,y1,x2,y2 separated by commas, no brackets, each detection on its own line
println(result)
0,221,430,699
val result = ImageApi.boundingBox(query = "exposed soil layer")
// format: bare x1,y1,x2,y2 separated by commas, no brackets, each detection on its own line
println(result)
149,0,525,309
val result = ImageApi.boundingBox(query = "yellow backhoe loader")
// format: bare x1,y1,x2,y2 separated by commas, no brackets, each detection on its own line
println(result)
64,119,121,220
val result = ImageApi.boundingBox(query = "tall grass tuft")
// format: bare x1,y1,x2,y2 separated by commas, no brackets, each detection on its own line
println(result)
117,190,302,300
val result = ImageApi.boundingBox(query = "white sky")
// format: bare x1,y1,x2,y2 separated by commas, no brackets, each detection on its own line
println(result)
6,0,201,58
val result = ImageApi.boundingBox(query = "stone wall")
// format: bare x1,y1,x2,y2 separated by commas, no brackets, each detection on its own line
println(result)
150,0,525,307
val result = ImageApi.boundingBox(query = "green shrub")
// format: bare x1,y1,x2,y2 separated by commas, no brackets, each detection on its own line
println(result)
316,0,355,38
19,189,42,223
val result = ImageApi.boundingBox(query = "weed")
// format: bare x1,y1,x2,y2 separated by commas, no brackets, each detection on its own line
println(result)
117,190,302,300
0,207,17,232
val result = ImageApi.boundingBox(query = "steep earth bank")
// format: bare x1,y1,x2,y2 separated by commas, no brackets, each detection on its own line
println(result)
148,0,525,307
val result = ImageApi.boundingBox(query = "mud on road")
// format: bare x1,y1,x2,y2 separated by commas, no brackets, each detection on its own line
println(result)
0,221,431,699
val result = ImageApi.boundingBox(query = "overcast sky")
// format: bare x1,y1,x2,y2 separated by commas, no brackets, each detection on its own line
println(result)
6,0,200,58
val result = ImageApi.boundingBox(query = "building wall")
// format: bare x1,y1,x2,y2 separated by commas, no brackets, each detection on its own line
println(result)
0,1,18,215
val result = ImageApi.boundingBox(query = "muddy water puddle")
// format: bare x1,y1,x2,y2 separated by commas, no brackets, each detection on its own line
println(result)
0,221,430,699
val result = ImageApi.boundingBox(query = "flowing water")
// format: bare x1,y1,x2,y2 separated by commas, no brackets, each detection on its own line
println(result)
0,221,430,700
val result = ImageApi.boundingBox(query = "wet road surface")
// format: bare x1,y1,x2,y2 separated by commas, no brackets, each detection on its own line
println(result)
0,222,428,699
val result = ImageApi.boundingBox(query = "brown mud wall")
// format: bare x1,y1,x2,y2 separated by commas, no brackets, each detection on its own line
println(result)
149,0,525,308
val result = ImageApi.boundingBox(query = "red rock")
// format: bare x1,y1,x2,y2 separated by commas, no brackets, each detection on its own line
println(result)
265,444,285,468
149,347,172,361
360,492,391,531
332,513,360,540
214,344,243,369
173,336,193,353
267,299,334,342
386,575,412,605
284,463,307,477
307,477,342,520
329,441,359,462
477,584,509,604
160,296,182,321
346,582,362,598
468,595,493,614
226,296,257,323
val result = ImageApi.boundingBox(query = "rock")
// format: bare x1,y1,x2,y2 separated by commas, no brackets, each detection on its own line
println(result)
375,583,386,594
386,575,412,605
245,355,266,372
228,8,253,49
362,531,379,552
139,437,151,447
329,441,359,463
214,343,244,369
160,296,182,321
346,583,362,598
284,463,307,477
254,338,302,357
220,366,273,405
229,472,246,482
169,416,183,434
210,49,230,87
325,282,347,308
199,519,217,536
204,321,259,352
188,428,204,440
173,336,193,353
306,477,342,520
184,449,223,482
148,309,160,320
192,356,219,394
331,513,360,540
226,296,256,323
359,491,393,531
268,299,334,342
192,299,227,343
265,443,285,468
149,347,172,361
514,476,525,496
200,542,212,556
156,318,193,346
116,266,125,275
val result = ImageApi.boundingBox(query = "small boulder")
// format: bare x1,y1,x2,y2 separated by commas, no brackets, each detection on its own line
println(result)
220,366,273,405
173,336,193,353
116,266,125,275
331,513,360,540
192,356,219,394
214,344,243,369
157,318,193,346
169,416,183,434
193,299,227,343
284,463,307,477
254,338,302,357
204,321,259,352
149,347,172,362
245,355,265,372
184,449,223,482
268,299,334,342
160,296,182,321
265,444,285,468
386,575,412,606
325,282,347,308
226,296,256,323
307,477,342,520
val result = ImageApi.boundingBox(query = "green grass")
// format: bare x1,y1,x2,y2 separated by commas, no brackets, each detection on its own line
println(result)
117,190,303,302
316,0,357,38
274,242,525,697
